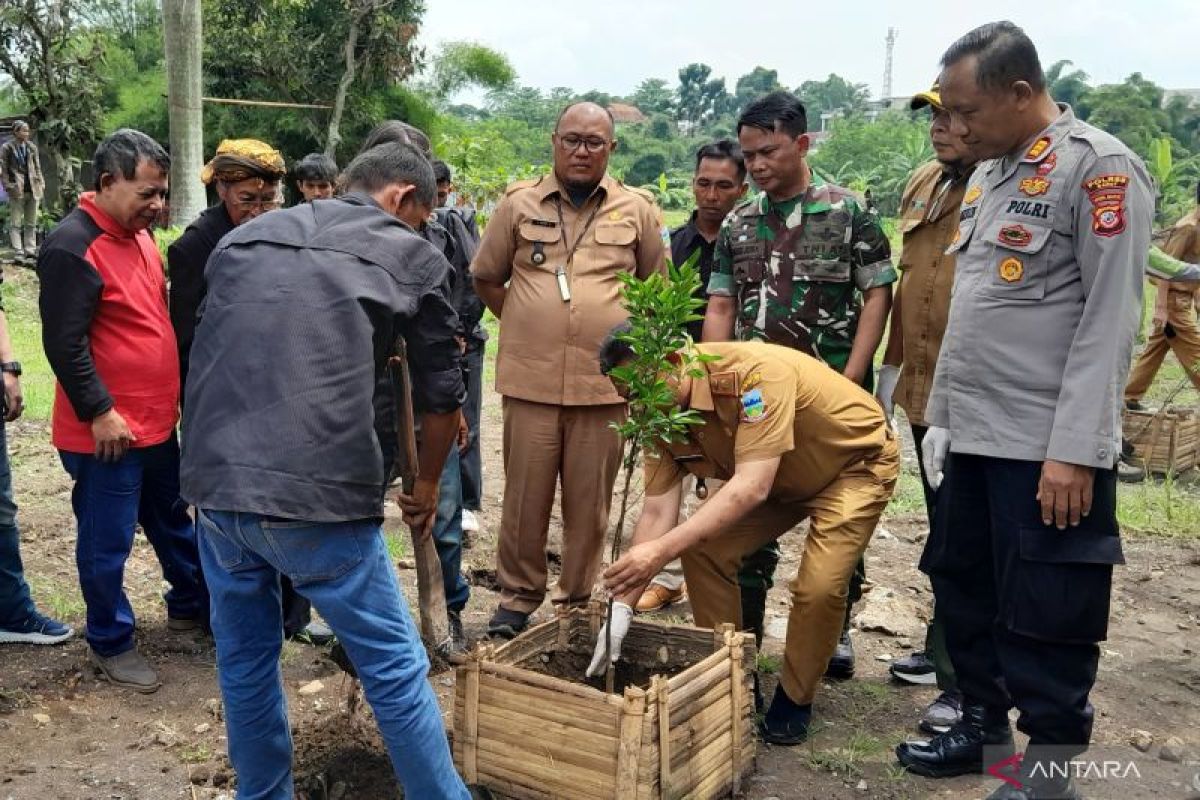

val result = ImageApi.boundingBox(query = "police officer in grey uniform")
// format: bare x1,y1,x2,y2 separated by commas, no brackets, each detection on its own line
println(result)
893,23,1153,800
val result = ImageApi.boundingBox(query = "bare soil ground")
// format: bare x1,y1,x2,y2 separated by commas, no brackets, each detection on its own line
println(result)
1,385,1198,800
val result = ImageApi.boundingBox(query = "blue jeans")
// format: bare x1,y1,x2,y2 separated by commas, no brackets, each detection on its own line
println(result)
434,446,470,613
59,434,207,656
0,421,35,626
460,343,484,510
197,509,469,800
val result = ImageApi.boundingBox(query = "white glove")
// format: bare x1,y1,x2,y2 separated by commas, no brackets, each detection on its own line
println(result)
875,364,901,422
586,602,634,678
922,426,951,491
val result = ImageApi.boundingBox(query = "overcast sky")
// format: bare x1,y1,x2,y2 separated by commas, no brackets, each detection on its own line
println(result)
418,1,1199,104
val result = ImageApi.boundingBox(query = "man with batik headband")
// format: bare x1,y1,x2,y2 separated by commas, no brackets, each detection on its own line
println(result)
170,138,287,394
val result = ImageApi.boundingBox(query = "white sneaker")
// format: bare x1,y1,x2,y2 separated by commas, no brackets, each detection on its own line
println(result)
461,509,480,532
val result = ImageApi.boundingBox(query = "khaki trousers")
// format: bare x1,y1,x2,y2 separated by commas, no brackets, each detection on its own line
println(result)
496,397,624,614
1124,290,1200,401
682,438,899,704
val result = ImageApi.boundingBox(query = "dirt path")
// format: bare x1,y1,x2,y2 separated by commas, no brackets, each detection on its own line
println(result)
1,385,1197,799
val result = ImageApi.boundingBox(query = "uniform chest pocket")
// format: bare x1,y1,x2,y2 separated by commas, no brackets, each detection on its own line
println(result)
789,212,852,283
517,219,562,273
730,218,767,284
980,219,1052,301
589,220,637,273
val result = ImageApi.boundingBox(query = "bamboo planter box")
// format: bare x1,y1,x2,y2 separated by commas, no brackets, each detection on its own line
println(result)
1124,407,1199,475
452,606,756,800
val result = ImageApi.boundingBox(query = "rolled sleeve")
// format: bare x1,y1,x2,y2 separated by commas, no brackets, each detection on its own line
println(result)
1046,154,1153,467
850,203,896,291
469,196,516,285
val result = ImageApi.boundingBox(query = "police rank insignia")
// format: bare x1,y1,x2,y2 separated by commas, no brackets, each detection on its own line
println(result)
999,257,1024,283
1023,136,1052,161
1019,177,1051,197
998,224,1033,248
740,389,767,423
1083,174,1130,238
1036,153,1057,176
964,185,982,204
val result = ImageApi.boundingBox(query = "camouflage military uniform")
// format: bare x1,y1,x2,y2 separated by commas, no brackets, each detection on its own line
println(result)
708,173,896,594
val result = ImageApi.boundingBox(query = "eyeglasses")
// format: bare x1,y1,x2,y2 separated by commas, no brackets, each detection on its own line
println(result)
232,197,283,211
557,134,610,154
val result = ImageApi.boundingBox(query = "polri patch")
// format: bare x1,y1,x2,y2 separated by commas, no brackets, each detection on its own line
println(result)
1019,176,1051,197
999,257,1024,283
740,389,768,423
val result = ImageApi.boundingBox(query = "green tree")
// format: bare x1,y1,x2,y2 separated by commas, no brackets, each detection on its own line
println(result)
732,66,783,116
424,41,515,103
203,0,425,160
677,62,728,129
0,0,108,210
797,74,871,130
629,77,674,116
809,111,931,215
1045,59,1090,109
1080,73,1169,157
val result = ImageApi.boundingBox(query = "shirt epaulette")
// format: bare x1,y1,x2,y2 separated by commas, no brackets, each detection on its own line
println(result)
504,177,541,196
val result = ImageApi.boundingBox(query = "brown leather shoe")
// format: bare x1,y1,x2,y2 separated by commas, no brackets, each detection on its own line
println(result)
635,583,686,613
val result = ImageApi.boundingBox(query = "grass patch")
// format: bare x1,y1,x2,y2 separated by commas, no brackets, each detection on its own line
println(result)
26,574,85,622
3,268,54,421
807,730,885,778
755,652,781,675
383,528,407,561
1117,476,1200,537
883,466,927,518
179,742,211,764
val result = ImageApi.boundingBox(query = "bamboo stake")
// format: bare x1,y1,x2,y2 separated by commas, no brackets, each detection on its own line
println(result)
654,675,673,799
728,631,744,795
615,686,647,797
462,659,480,783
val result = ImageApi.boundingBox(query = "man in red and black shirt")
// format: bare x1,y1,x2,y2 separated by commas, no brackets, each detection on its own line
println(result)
37,129,206,693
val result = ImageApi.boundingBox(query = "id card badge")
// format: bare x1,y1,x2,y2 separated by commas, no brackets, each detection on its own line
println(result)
555,266,571,302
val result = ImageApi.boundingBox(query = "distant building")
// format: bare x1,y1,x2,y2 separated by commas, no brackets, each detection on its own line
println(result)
608,102,647,125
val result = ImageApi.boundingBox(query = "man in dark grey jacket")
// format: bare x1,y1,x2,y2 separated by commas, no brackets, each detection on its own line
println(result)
180,141,471,799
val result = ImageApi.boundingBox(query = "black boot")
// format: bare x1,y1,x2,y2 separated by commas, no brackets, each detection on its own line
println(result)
895,701,1013,778
824,604,855,679
740,586,767,648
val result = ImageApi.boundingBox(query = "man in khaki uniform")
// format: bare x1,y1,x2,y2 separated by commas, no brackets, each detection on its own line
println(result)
0,121,45,258
1124,181,1200,405
593,335,898,745
876,84,976,734
471,102,667,637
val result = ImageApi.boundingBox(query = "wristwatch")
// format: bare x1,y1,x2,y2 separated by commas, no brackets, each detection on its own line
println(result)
0,362,22,376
